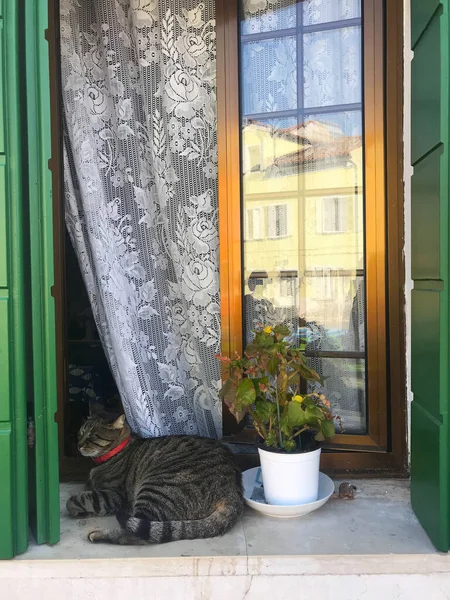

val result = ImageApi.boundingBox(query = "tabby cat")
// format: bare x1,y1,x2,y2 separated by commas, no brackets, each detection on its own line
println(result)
67,404,244,545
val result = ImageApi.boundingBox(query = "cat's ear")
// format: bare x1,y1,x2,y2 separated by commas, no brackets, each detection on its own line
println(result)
89,401,105,416
111,414,126,429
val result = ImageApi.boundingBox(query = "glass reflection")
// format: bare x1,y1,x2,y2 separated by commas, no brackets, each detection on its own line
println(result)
240,0,366,433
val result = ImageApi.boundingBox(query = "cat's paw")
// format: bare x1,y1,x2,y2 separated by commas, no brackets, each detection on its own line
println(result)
66,496,89,518
88,530,104,543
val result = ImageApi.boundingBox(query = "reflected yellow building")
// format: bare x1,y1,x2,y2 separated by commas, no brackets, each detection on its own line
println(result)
242,119,364,332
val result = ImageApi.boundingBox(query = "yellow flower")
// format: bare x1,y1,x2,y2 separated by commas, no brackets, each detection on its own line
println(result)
263,326,273,334
292,395,304,403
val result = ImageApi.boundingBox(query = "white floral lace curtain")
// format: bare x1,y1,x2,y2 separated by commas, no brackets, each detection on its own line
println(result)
61,0,222,438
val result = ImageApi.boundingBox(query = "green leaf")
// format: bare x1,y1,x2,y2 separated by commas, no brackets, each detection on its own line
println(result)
277,370,288,394
279,410,291,436
321,419,336,440
265,430,278,447
232,407,246,424
273,324,290,340
220,381,246,423
236,378,256,406
286,365,303,384
301,396,315,407
254,398,276,423
251,333,275,349
304,405,323,423
218,377,233,400
267,355,279,377
252,375,269,392
287,401,306,427
282,439,296,452
298,363,322,383
259,354,270,372
314,430,325,442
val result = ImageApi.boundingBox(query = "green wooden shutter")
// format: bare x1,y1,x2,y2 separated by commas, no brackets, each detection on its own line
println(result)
0,2,31,559
0,1,60,558
25,0,60,546
411,0,450,551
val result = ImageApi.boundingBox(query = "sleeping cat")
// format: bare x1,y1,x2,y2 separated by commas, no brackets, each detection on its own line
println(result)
66,405,244,545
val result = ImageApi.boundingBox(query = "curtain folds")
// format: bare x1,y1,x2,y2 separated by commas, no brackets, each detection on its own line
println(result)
61,0,222,438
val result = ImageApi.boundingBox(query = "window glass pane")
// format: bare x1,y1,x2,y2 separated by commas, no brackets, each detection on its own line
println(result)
303,0,361,26
306,358,366,434
240,0,366,434
242,117,299,193
303,27,362,108
304,110,362,137
241,37,297,115
242,0,297,34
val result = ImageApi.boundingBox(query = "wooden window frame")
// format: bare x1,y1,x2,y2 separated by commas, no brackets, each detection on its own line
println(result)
49,0,407,478
217,0,407,475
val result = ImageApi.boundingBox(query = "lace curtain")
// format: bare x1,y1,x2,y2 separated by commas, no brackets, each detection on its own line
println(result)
61,0,222,438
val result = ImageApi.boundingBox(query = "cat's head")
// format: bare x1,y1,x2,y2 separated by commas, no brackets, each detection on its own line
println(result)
77,402,130,459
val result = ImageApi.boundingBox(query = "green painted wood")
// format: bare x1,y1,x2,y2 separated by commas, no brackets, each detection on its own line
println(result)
0,295,10,422
412,0,442,47
412,289,443,418
411,0,450,552
411,149,442,280
411,8,442,165
25,0,60,546
0,162,7,287
0,424,13,558
0,20,5,155
0,2,30,559
411,401,447,548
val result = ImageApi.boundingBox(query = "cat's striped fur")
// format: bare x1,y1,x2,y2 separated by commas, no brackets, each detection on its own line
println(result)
67,407,244,545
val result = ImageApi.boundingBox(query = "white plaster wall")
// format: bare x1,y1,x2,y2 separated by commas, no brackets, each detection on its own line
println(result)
404,0,413,458
3,574,450,600
4,554,450,600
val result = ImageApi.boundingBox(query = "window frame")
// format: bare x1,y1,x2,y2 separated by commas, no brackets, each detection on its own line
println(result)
216,0,407,475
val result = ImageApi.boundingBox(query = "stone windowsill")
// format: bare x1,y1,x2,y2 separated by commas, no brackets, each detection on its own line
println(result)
3,479,448,577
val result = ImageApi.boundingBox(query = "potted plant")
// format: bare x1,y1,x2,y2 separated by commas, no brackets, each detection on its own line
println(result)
218,324,342,506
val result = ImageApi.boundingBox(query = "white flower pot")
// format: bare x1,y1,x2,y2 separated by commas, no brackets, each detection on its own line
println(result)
258,446,321,505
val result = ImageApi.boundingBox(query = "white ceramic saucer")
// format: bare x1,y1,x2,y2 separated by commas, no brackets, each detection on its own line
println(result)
242,467,335,518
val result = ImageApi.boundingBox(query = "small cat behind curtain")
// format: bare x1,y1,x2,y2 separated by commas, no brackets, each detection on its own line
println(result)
67,404,244,545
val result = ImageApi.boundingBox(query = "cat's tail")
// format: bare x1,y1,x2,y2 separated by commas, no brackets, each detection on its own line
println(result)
116,498,243,543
